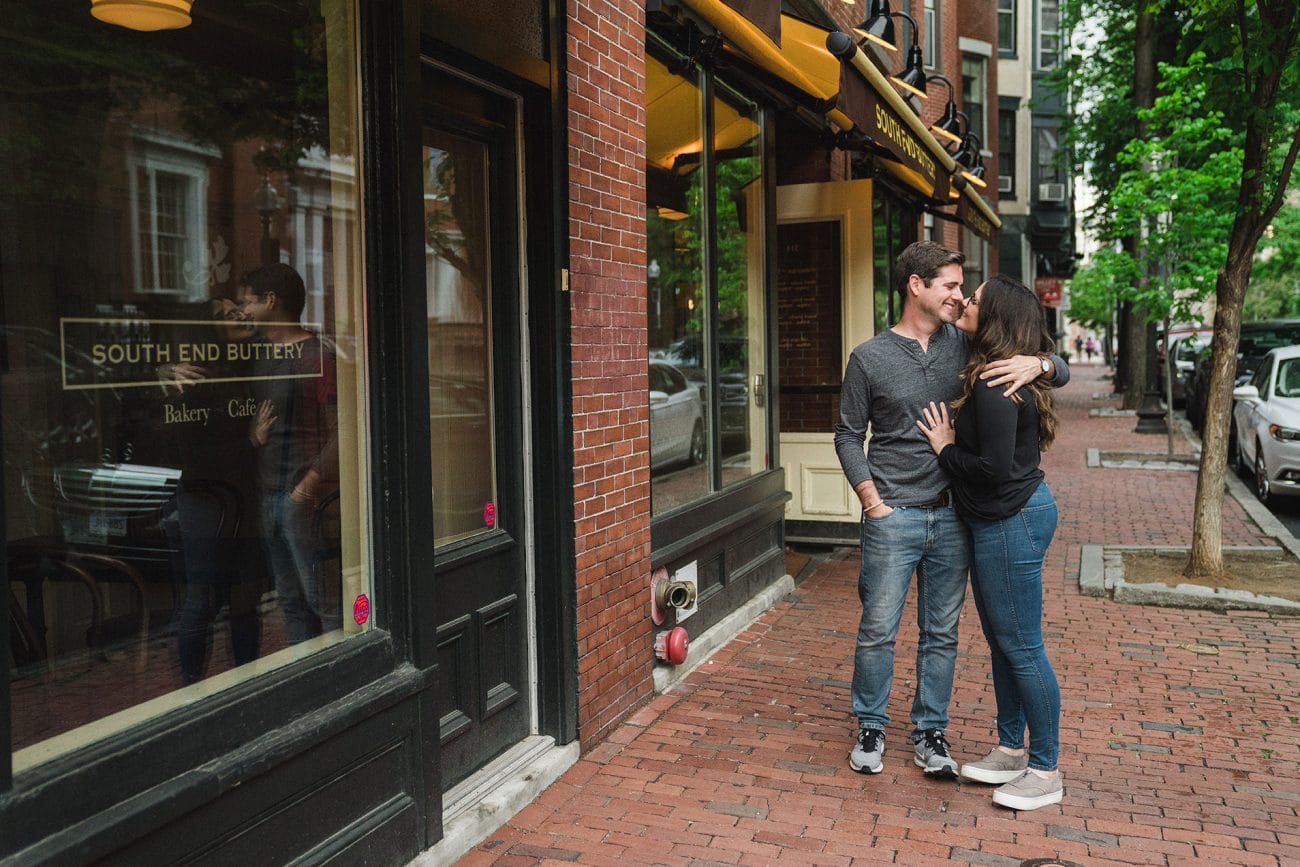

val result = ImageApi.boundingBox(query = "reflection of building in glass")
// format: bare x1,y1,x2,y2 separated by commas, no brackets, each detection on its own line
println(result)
2,0,367,772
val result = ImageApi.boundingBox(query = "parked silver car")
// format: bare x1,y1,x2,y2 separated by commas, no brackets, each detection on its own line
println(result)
1231,345,1300,504
649,361,704,470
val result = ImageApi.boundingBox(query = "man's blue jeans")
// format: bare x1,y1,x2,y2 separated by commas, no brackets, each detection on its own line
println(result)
853,503,970,738
263,491,337,644
966,482,1060,771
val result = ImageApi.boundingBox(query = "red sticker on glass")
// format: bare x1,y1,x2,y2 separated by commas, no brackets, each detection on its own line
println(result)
353,594,370,625
484,502,496,527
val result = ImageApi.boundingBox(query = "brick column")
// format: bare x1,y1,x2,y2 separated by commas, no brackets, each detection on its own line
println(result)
567,0,654,747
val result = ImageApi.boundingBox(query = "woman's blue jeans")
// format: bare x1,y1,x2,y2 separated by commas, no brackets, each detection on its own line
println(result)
853,503,970,737
965,482,1060,771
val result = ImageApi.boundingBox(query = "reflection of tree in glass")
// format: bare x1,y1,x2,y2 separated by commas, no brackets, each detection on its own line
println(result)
715,153,759,349
3,0,345,203
645,137,760,353
647,168,705,342
425,141,487,289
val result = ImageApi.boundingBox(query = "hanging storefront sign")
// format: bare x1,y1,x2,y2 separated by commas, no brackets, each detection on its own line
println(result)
956,191,997,243
836,67,949,201
1035,276,1063,308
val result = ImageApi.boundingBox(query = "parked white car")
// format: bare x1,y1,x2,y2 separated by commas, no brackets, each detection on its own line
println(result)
1231,345,1300,504
649,361,704,470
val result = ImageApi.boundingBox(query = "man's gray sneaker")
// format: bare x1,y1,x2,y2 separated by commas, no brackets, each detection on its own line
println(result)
913,728,958,778
991,769,1064,811
960,747,1029,784
849,726,884,774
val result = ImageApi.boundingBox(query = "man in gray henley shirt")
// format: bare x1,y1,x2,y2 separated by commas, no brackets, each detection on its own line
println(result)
834,241,1068,779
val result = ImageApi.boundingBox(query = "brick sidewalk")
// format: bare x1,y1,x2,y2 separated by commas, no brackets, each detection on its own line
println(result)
462,364,1300,866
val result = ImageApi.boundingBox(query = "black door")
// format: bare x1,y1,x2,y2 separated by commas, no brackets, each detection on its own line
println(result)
423,62,530,790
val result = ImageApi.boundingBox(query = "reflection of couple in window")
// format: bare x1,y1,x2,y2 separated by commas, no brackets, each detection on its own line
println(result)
238,264,340,645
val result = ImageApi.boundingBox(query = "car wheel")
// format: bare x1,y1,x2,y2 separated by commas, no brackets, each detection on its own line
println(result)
689,421,705,465
1255,445,1272,505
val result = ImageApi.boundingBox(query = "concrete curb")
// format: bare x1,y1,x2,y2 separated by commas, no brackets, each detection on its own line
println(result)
1079,543,1106,596
1081,543,1300,614
1077,417,1300,614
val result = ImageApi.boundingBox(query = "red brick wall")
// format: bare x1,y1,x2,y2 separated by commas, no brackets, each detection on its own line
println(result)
566,0,655,749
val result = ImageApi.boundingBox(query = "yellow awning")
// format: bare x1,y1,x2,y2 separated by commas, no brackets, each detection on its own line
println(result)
679,1,855,131
675,0,1001,231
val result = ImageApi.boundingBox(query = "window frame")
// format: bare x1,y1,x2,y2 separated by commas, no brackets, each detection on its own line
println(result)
2,0,380,785
997,101,1017,199
1036,125,1063,186
924,0,940,72
127,134,213,299
961,55,987,147
1037,0,1060,70
997,0,1016,56
644,35,776,517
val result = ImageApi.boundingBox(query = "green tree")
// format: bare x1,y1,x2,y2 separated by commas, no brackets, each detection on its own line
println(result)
1185,0,1300,579
1058,0,1190,406
1108,58,1241,321
1065,248,1137,333
1241,191,1300,319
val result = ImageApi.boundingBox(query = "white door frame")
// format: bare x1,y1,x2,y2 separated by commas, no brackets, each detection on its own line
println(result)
776,179,876,526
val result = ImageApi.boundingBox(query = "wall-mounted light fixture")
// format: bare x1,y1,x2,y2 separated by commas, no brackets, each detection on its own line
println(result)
887,12,928,99
854,0,897,51
950,115,988,188
926,75,963,144
90,0,193,31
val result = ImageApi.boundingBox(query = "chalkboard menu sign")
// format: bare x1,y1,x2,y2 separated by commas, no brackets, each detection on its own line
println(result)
777,220,842,433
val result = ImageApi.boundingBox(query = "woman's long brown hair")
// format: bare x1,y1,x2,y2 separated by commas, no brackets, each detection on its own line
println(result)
951,275,1058,450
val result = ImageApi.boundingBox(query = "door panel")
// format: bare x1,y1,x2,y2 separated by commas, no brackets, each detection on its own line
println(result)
423,62,530,791
776,181,875,526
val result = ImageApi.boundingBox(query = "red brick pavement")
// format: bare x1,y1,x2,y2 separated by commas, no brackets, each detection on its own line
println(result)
462,364,1300,866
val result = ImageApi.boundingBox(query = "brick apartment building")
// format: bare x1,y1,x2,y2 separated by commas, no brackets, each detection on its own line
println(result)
0,0,1003,862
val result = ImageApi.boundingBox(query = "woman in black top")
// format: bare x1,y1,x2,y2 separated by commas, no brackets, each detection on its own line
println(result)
916,275,1064,811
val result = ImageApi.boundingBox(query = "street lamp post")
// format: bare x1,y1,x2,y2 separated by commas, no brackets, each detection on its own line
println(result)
254,172,282,265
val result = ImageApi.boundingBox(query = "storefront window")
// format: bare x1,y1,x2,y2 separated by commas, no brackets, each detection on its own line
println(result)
713,90,768,489
872,190,916,332
646,54,709,513
2,0,369,768
646,48,772,516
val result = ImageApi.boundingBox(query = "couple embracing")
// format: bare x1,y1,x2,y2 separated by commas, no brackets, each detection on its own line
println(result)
834,241,1066,811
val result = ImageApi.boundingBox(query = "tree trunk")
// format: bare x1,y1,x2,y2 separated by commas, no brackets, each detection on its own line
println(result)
1114,301,1129,392
1122,2,1156,412
1186,249,1252,578
1120,284,1147,409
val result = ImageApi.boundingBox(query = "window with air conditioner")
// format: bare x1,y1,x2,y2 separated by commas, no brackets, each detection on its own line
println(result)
998,106,1016,198
1036,127,1064,202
